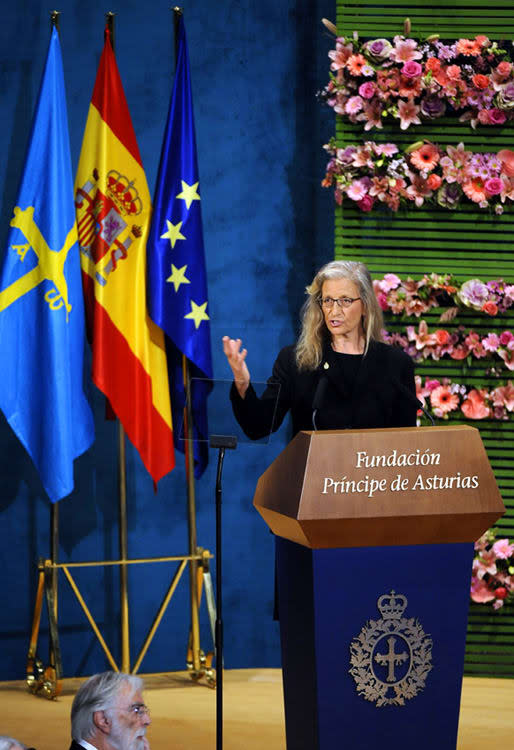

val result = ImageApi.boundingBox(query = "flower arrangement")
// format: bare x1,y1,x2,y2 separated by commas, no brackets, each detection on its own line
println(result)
323,139,514,212
374,272,514,318
471,529,514,609
322,33,514,130
416,376,514,420
383,322,514,371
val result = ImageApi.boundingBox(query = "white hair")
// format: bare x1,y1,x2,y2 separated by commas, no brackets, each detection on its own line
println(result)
296,260,384,370
71,671,144,741
0,738,26,750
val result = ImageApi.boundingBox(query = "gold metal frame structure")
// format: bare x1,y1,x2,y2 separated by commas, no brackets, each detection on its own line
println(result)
27,545,215,699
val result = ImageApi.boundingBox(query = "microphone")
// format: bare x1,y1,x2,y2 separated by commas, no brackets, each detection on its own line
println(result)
393,379,435,427
312,376,329,430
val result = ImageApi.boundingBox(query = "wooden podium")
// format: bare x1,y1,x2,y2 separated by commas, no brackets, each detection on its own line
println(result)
253,426,504,750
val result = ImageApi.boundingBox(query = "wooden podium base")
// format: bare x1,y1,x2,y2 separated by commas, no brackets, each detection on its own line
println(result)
276,537,474,750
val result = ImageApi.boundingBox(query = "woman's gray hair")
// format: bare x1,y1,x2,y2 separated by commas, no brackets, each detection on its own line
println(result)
0,739,26,750
71,671,144,741
296,260,383,370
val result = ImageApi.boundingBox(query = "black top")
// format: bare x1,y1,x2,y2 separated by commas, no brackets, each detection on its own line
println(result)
230,339,417,439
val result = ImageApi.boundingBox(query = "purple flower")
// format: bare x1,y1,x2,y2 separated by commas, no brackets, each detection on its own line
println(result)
497,82,514,109
458,279,490,309
337,146,357,165
436,183,462,209
362,38,393,64
435,42,456,61
420,95,446,119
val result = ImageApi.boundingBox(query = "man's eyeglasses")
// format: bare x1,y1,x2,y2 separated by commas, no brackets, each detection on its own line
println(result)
319,296,361,310
127,703,151,717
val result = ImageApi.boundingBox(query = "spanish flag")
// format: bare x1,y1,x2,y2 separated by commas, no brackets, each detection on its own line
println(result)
75,27,174,483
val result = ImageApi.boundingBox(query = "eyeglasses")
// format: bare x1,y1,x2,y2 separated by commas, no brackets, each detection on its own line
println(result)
319,296,361,310
126,703,151,718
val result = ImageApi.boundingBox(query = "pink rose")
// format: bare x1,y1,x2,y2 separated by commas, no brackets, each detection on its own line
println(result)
358,81,376,99
489,108,507,125
478,109,491,124
376,292,388,311
496,61,512,77
402,61,422,78
446,65,462,80
484,177,503,196
499,331,514,346
357,194,375,211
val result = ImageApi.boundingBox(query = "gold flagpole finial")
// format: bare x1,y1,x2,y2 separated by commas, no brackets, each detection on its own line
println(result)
172,7,183,15
50,10,60,30
105,11,116,50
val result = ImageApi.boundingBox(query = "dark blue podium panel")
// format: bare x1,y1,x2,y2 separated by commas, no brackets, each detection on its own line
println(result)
276,538,474,750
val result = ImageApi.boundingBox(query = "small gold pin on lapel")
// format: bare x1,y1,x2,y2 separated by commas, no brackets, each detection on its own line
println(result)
323,362,329,369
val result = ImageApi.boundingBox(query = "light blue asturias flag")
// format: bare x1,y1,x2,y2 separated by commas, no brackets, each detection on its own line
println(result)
0,28,94,502
147,14,212,478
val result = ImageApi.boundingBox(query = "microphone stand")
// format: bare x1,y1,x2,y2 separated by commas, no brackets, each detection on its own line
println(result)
209,433,237,750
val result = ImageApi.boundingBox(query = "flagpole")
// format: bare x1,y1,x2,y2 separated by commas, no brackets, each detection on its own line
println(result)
49,6,61,668
105,9,130,674
172,6,201,675
182,355,201,673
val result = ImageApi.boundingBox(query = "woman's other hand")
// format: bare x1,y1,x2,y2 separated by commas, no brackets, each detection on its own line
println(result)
222,336,250,398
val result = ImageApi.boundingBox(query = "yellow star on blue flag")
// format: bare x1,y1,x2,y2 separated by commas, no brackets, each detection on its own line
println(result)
184,299,209,329
147,15,212,478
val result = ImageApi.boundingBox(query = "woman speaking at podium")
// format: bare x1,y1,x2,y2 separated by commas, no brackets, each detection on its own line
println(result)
223,260,417,436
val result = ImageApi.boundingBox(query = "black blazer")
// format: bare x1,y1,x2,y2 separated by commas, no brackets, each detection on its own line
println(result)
69,742,86,750
231,340,417,439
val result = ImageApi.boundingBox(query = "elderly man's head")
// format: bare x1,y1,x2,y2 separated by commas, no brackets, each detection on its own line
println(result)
71,672,150,750
0,738,27,750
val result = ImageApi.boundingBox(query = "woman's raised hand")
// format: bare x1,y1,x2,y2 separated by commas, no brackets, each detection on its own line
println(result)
222,336,250,398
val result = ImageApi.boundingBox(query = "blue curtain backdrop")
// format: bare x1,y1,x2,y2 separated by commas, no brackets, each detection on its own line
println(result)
0,0,332,679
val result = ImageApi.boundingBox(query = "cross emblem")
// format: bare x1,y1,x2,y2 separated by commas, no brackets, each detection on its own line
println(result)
375,636,408,683
0,206,75,321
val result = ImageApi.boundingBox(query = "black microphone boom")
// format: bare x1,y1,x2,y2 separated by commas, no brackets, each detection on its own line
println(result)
393,378,435,427
312,376,329,430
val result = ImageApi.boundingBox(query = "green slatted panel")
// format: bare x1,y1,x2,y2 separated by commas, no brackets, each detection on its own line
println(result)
334,1,514,676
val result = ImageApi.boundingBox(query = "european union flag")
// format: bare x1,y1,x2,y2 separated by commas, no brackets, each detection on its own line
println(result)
0,28,94,502
147,15,212,477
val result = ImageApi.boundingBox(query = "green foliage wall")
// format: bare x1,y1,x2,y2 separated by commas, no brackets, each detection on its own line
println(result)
333,0,514,676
